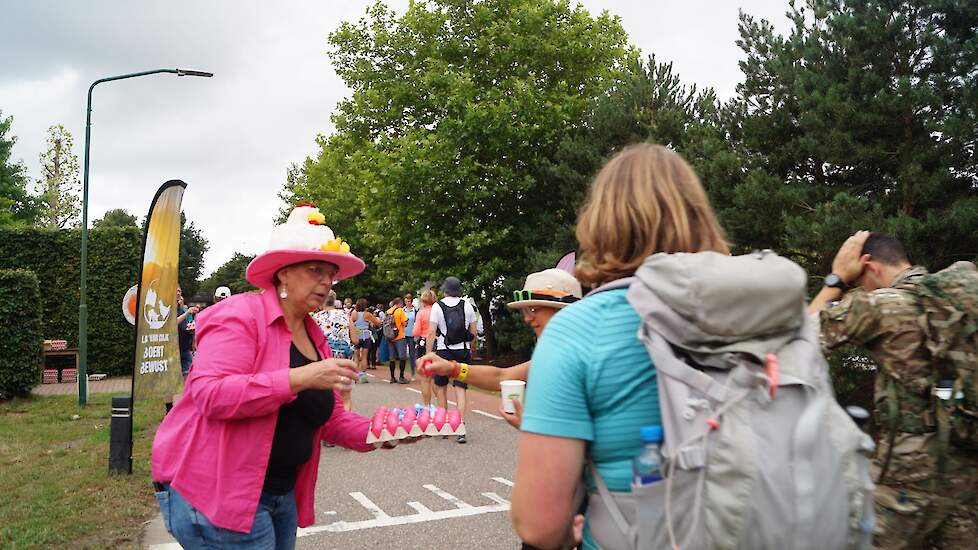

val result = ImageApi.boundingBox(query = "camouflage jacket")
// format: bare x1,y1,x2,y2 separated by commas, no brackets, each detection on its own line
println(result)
820,266,934,434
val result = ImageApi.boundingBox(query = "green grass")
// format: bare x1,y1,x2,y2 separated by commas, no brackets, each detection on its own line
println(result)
0,393,164,549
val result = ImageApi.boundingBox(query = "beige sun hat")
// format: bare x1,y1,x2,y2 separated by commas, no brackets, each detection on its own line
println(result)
507,268,583,310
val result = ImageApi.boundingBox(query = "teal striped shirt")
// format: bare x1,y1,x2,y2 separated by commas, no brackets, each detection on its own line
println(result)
522,288,660,549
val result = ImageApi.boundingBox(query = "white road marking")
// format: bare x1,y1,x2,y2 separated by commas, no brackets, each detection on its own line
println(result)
148,480,513,547
405,388,422,394
472,409,503,420
350,492,390,519
482,492,509,505
407,501,433,514
295,500,509,536
423,484,473,509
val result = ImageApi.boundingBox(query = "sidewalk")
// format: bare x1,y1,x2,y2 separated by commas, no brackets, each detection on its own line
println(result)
32,376,131,396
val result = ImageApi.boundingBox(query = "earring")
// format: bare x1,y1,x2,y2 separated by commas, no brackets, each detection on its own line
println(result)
279,286,288,299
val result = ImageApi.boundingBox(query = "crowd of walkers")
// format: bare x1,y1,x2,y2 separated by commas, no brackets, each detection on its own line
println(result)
150,143,977,550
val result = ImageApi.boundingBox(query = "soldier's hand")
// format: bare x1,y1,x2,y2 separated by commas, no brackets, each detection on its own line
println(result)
832,230,871,284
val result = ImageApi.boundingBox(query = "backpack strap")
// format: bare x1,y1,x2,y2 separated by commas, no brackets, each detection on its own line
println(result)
588,459,637,549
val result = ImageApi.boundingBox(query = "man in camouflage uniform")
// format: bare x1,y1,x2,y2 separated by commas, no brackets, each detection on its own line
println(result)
808,231,978,549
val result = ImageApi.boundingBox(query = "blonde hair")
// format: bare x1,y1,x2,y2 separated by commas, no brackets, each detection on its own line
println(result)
420,289,437,305
576,143,729,287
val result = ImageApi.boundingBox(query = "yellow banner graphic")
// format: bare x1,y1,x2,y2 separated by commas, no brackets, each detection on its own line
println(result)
132,180,186,404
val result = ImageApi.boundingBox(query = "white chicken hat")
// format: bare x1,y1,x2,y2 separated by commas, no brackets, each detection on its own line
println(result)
245,203,365,289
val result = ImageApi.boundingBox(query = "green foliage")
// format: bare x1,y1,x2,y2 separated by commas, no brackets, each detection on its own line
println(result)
0,111,38,228
290,0,633,352
0,269,42,399
199,252,257,298
178,211,208,298
36,125,81,229
0,228,141,376
727,0,978,273
92,208,137,228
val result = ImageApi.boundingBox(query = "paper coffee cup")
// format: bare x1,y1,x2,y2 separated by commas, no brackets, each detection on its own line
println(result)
500,380,526,414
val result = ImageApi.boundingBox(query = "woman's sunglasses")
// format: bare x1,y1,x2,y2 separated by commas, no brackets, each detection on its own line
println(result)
512,289,579,304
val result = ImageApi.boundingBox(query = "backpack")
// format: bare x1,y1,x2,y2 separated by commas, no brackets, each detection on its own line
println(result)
587,250,876,550
895,261,978,452
437,299,470,346
382,308,400,340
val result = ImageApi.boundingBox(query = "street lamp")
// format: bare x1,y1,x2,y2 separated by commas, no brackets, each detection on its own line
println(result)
78,68,212,406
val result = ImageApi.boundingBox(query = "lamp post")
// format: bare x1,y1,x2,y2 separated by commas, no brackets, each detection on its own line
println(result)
78,68,212,405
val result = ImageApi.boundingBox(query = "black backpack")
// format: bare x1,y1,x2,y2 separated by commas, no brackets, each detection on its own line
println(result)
438,299,470,346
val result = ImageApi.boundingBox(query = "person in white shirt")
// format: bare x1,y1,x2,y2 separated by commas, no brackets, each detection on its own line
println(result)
425,276,477,444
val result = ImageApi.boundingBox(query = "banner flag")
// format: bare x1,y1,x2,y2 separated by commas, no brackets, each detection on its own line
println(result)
131,180,186,405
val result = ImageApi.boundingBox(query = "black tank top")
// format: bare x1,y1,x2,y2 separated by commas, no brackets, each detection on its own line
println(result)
262,343,334,495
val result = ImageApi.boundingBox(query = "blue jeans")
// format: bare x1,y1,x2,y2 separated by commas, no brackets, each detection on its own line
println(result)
180,350,194,375
155,484,298,549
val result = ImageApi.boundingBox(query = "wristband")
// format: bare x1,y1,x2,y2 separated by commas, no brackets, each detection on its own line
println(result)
457,363,469,383
449,360,461,379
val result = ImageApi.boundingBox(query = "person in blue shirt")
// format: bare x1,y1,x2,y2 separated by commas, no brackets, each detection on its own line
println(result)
511,144,730,550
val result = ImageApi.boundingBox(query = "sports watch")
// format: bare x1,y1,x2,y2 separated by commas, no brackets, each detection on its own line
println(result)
824,273,850,291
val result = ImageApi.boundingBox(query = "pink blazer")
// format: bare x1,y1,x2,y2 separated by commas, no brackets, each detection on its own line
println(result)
151,289,373,533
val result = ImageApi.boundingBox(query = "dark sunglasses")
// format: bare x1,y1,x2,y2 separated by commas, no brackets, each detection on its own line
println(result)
512,290,580,304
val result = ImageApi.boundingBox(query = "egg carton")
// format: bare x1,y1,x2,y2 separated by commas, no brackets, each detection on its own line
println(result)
365,404,466,447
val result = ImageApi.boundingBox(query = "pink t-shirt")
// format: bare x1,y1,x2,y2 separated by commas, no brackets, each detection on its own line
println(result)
151,289,373,533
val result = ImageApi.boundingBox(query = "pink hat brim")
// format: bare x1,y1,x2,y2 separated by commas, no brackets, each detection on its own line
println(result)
246,249,366,289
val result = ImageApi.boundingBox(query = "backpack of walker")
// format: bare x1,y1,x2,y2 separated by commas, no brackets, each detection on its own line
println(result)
586,251,876,550
896,261,978,451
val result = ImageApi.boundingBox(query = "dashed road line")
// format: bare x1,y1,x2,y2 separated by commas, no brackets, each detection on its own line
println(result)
472,409,503,420
492,477,514,487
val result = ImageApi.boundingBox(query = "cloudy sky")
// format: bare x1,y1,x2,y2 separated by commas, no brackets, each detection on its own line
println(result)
0,0,790,276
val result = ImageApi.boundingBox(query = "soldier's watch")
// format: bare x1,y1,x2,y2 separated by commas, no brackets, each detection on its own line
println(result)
824,273,850,291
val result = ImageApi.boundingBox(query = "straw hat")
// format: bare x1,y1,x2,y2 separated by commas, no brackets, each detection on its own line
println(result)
507,268,582,310
246,203,365,289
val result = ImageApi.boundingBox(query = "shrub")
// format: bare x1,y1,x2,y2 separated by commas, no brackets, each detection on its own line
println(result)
0,269,42,398
0,228,141,376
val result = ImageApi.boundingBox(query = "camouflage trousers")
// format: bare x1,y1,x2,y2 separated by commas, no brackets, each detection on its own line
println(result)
871,432,978,549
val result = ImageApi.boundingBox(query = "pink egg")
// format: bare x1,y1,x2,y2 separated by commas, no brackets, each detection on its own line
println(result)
386,409,401,435
446,409,461,431
400,409,417,432
417,408,430,431
433,407,447,431
371,407,388,438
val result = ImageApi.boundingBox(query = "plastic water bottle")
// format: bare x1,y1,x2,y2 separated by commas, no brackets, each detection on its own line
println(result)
632,425,664,486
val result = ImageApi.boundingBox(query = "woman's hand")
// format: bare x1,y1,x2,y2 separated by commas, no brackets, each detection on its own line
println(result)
290,358,359,393
416,353,452,377
499,398,523,430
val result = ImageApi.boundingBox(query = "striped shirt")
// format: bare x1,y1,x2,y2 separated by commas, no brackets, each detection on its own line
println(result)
522,287,660,549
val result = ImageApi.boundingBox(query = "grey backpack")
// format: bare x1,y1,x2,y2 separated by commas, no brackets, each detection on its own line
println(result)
587,251,876,550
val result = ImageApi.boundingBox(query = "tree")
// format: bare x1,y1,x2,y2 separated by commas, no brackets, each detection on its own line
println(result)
727,0,978,274
36,125,81,229
199,252,256,298
178,212,208,297
299,0,633,354
0,111,37,227
93,208,138,228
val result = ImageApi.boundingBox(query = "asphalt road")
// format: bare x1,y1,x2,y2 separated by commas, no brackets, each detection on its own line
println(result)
298,371,520,549
144,371,522,550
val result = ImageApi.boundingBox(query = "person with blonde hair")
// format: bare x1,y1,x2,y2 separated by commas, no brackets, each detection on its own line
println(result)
511,144,729,549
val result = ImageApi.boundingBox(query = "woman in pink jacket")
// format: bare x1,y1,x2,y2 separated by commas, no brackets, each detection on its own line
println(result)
152,204,383,549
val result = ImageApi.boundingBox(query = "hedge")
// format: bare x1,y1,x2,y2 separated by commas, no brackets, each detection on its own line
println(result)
0,269,42,398
0,228,141,376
